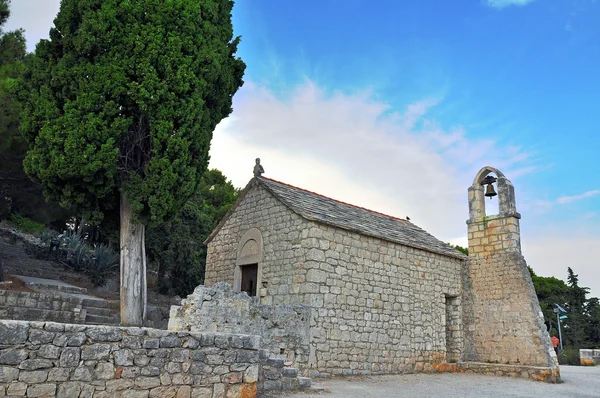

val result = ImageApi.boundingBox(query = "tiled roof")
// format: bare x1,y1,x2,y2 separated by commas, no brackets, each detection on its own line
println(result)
257,177,466,260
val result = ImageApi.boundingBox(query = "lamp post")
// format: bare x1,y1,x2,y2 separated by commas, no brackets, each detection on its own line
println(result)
554,304,567,353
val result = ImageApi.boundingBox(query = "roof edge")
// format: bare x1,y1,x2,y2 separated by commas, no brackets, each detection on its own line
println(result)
203,178,259,245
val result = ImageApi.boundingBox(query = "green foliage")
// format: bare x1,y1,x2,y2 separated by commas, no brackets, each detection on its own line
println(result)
529,266,600,356
0,0,70,224
146,169,239,296
88,243,119,286
453,244,468,255
19,0,245,228
557,347,581,366
59,229,119,286
9,213,44,234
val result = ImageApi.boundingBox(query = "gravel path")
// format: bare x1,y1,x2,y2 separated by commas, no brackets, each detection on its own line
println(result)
265,365,600,398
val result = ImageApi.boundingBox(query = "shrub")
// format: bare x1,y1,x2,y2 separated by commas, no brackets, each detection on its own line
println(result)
558,347,581,366
9,213,45,234
87,243,119,286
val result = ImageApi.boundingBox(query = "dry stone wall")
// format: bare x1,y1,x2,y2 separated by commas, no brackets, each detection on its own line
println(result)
168,283,311,368
205,183,465,376
0,320,260,397
0,290,85,324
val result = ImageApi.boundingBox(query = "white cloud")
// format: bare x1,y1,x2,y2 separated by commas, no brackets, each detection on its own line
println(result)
209,80,600,299
485,0,537,9
556,190,600,204
523,234,600,299
209,80,535,244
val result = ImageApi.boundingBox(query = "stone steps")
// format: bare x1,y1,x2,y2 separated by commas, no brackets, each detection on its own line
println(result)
82,298,119,325
260,351,313,393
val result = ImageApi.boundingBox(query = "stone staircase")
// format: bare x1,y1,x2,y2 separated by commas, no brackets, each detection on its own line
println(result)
82,298,119,325
259,351,313,393
0,238,69,281
1,233,120,326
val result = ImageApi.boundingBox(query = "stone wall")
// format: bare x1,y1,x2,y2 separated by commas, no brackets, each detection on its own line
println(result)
579,349,600,366
0,290,85,324
464,167,558,380
205,183,465,376
297,223,464,376
0,320,260,397
168,283,311,368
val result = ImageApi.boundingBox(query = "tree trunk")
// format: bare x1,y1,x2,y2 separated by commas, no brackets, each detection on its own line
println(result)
120,192,147,326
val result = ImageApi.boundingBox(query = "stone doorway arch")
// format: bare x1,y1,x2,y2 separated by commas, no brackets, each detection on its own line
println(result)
234,228,263,297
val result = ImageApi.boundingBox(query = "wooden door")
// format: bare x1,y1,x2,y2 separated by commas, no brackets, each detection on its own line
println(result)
241,263,258,297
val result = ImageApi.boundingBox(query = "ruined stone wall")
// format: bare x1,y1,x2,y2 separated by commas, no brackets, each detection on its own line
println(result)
464,216,557,369
168,283,311,368
0,290,85,324
204,183,465,376
0,320,260,397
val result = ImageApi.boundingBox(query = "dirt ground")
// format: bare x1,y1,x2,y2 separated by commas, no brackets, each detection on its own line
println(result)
265,365,600,398
0,274,35,292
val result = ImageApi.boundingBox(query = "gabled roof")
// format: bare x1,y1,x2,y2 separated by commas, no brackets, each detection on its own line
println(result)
206,177,466,260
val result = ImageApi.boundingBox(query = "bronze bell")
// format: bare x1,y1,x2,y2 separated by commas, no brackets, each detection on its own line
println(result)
481,175,498,199
485,183,497,198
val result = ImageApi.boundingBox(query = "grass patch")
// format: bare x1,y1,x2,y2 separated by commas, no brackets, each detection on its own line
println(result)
9,213,45,235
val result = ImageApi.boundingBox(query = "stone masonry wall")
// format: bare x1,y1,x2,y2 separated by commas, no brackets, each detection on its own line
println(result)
205,183,465,376
0,290,85,324
168,283,311,369
205,182,308,288
292,222,464,376
0,320,260,397
464,216,557,369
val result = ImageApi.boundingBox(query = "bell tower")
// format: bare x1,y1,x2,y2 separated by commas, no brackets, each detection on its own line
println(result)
467,166,521,256
462,166,559,381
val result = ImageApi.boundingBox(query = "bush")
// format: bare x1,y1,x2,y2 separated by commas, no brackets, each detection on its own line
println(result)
87,243,119,287
9,213,45,234
558,347,581,365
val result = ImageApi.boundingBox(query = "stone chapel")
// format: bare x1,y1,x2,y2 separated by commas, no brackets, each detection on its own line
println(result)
170,165,560,382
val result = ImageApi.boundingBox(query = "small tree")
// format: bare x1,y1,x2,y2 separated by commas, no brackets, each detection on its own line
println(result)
20,0,245,325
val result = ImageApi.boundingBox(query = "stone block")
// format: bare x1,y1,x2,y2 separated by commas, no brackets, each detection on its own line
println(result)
106,378,134,392
6,381,27,396
86,327,122,342
57,382,82,398
243,364,259,383
149,386,178,397
59,347,81,367
113,349,135,366
67,332,88,346
48,367,70,381
122,390,150,398
19,370,48,383
81,343,112,360
0,348,28,365
71,366,92,381
29,330,55,345
0,321,29,345
18,358,54,370
0,366,19,382
135,376,161,389
191,387,212,398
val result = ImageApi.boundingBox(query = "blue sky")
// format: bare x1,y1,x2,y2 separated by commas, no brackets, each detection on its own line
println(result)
6,0,600,297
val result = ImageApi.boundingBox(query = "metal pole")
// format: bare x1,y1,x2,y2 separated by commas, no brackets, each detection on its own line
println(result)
556,312,563,353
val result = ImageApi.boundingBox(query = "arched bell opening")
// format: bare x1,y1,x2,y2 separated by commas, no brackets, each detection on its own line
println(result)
481,172,499,217
468,166,519,223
